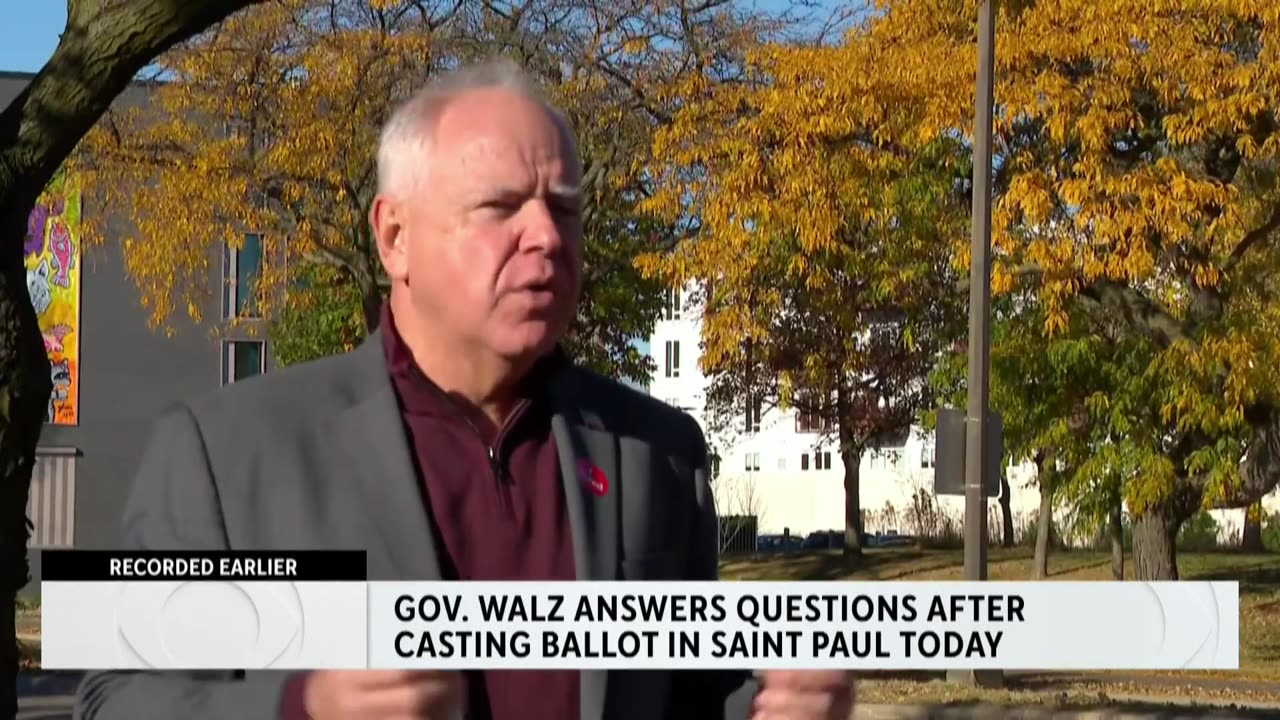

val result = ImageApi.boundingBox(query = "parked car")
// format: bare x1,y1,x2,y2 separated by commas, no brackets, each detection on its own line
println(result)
756,534,804,553
864,530,915,548
802,530,844,550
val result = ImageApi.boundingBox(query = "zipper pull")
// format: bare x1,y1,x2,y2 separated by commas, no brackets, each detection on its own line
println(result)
487,446,503,480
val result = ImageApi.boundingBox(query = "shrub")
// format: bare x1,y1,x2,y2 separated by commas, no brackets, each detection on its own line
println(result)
904,487,962,548
1177,511,1221,552
1263,510,1280,552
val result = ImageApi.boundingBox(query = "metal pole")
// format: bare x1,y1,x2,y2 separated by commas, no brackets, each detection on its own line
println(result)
948,0,1001,688
966,0,997,582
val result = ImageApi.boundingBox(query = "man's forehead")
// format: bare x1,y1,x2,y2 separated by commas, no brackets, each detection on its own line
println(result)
451,142,579,182
439,123,578,173
442,132,581,189
436,91,573,145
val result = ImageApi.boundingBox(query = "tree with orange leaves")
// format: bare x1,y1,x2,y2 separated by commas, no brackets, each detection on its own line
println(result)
646,0,1280,578
640,32,972,556
73,0,794,383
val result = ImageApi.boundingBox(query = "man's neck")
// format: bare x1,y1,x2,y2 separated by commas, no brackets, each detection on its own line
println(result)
389,297,531,432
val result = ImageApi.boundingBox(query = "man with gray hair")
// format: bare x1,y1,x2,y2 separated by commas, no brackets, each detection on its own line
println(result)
74,58,854,720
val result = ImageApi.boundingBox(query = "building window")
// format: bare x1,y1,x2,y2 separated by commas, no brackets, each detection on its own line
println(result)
222,340,265,385
922,444,935,469
815,451,833,471
777,456,787,470
872,449,898,470
745,396,762,433
794,389,835,433
28,448,78,548
801,453,810,471
663,287,682,320
796,412,834,434
744,452,760,472
664,340,681,378
223,232,263,319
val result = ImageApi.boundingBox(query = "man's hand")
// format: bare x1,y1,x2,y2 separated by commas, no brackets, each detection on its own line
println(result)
303,670,465,719
750,670,855,720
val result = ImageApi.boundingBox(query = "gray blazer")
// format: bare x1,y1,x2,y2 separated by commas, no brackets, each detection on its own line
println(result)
73,332,755,720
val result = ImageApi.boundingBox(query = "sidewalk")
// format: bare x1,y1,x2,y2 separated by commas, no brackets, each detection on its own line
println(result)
1001,671,1280,699
18,696,1279,720
853,704,1279,719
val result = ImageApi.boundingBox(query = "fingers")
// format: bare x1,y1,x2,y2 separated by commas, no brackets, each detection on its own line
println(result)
751,671,856,720
303,669,466,720
357,669,460,688
760,670,854,690
751,686,843,717
359,678,461,714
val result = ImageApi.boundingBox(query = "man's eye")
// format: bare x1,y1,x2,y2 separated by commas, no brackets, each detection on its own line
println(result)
481,200,519,214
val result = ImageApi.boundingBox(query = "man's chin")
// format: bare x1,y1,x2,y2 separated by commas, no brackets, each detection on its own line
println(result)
491,323,563,361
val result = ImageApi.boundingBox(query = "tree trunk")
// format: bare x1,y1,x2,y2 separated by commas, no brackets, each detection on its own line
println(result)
841,450,864,557
0,265,57,720
835,376,864,559
0,2,269,713
0,591,11,719
1131,505,1180,581
361,278,383,333
1032,480,1054,579
1242,502,1264,553
1109,500,1124,580
999,470,1014,548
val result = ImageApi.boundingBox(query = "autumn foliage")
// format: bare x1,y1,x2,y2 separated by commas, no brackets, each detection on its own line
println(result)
73,0,434,332
72,0,788,383
643,0,1280,576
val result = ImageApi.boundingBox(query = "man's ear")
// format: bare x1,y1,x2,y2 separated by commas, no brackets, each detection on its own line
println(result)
370,195,408,282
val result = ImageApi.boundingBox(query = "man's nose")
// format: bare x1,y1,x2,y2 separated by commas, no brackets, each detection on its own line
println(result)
519,200,566,255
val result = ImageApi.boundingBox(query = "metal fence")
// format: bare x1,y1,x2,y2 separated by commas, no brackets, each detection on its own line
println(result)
719,514,758,556
26,448,78,548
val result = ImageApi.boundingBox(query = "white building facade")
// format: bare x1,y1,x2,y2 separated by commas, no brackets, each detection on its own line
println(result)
645,282,1279,545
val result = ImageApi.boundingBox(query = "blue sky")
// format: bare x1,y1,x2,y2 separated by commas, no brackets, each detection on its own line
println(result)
0,1,845,73
0,3,64,72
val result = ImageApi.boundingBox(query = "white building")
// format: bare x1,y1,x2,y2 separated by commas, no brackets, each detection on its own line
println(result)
645,282,1279,545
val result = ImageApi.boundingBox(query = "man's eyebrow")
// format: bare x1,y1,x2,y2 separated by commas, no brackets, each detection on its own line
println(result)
474,183,581,205
548,183,582,201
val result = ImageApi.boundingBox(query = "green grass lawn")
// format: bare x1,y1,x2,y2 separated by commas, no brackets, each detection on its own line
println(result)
17,597,39,671
721,546,1280,706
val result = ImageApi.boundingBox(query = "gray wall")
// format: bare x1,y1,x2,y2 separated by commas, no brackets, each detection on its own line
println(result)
1,72,273,594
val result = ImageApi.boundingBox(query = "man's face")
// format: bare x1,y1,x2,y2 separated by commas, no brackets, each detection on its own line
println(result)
383,88,584,362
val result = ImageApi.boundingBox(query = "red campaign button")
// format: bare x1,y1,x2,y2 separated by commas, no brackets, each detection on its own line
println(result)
576,459,609,497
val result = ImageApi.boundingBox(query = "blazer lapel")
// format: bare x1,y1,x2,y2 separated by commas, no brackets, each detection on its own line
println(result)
551,373,620,720
330,332,443,582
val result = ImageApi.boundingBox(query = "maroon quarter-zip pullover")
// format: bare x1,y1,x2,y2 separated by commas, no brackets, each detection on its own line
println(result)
281,303,579,720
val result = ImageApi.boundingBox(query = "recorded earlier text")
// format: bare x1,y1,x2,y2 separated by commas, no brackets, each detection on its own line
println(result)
107,557,299,579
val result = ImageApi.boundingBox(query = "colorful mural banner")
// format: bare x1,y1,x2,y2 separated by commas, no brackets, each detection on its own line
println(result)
25,174,82,426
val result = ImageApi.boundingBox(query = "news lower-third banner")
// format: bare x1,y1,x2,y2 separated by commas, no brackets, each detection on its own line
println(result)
38,550,1239,671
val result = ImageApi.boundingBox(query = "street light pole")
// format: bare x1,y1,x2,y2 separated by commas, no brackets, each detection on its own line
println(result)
947,0,1002,688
